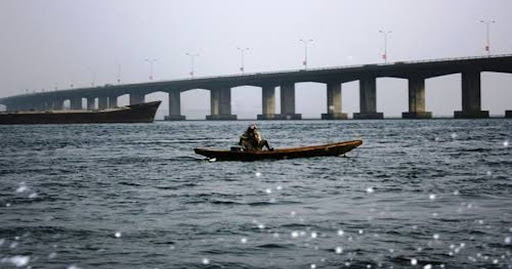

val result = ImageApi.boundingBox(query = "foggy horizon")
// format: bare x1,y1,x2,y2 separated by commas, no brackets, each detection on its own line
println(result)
1,0,511,119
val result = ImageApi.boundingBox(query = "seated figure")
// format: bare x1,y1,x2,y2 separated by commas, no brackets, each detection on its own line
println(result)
239,124,273,151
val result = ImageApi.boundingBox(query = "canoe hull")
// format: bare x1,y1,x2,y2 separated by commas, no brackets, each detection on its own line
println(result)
194,140,363,161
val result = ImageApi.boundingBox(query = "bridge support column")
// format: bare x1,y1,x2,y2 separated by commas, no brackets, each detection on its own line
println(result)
38,99,48,111
45,99,54,110
87,97,96,110
34,102,45,111
52,99,64,110
322,81,347,120
70,97,82,110
98,97,108,110
17,102,28,111
206,88,237,120
257,85,276,120
402,77,432,119
354,76,383,119
130,93,145,105
16,103,27,111
275,82,301,120
14,103,27,111
454,70,489,118
165,91,186,120
108,96,118,108
28,102,38,111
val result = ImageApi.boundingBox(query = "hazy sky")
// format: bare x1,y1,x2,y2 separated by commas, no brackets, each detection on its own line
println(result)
1,0,511,118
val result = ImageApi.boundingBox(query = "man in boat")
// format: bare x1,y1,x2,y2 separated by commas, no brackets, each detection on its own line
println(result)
239,124,273,151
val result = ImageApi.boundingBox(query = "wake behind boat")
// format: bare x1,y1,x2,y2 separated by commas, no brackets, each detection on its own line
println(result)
194,140,363,161
0,101,161,125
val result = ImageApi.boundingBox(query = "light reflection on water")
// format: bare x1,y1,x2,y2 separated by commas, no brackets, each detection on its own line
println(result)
0,119,511,268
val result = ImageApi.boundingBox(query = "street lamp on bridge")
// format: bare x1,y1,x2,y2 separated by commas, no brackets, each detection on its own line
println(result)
117,64,122,84
87,67,96,86
299,39,313,70
480,20,496,57
145,59,157,80
378,30,392,63
186,53,199,78
236,47,249,74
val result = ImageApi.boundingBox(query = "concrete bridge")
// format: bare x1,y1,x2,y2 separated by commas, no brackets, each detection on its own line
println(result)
1,54,512,119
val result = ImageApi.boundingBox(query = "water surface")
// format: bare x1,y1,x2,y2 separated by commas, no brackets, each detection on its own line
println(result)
0,120,511,268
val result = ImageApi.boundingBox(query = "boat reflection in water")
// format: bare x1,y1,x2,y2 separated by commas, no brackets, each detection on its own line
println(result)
0,101,161,125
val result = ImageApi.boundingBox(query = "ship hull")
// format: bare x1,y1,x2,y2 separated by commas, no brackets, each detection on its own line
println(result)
0,101,161,125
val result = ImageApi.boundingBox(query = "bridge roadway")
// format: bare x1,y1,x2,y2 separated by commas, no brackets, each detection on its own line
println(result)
1,54,512,119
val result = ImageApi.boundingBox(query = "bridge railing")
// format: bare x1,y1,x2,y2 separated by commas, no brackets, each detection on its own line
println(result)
167,53,512,81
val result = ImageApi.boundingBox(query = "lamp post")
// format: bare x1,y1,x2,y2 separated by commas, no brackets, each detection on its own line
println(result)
299,39,313,69
186,53,199,78
117,64,121,84
237,47,249,74
145,59,157,80
378,30,392,63
480,20,495,56
86,67,96,86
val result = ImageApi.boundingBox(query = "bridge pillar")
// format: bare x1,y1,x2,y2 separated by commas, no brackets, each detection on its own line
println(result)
44,101,53,110
322,81,347,120
29,102,39,111
402,76,432,119
354,76,383,119
70,97,82,110
15,102,26,111
10,105,20,111
52,99,64,110
130,93,145,105
98,97,109,110
165,91,186,120
33,102,44,111
42,102,50,111
108,96,118,108
257,84,277,120
45,99,55,110
206,88,237,120
275,82,301,120
16,103,27,111
454,70,489,118
13,102,26,111
87,97,96,110
37,99,47,111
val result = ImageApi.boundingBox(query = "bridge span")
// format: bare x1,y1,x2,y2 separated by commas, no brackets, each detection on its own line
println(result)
1,55,512,119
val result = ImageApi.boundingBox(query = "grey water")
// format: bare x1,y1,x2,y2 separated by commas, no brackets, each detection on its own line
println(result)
0,120,511,269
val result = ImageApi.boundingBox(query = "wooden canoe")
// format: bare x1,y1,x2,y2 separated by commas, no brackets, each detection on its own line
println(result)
194,140,363,161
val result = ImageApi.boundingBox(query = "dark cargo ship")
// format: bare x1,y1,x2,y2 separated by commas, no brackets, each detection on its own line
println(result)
0,101,161,125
